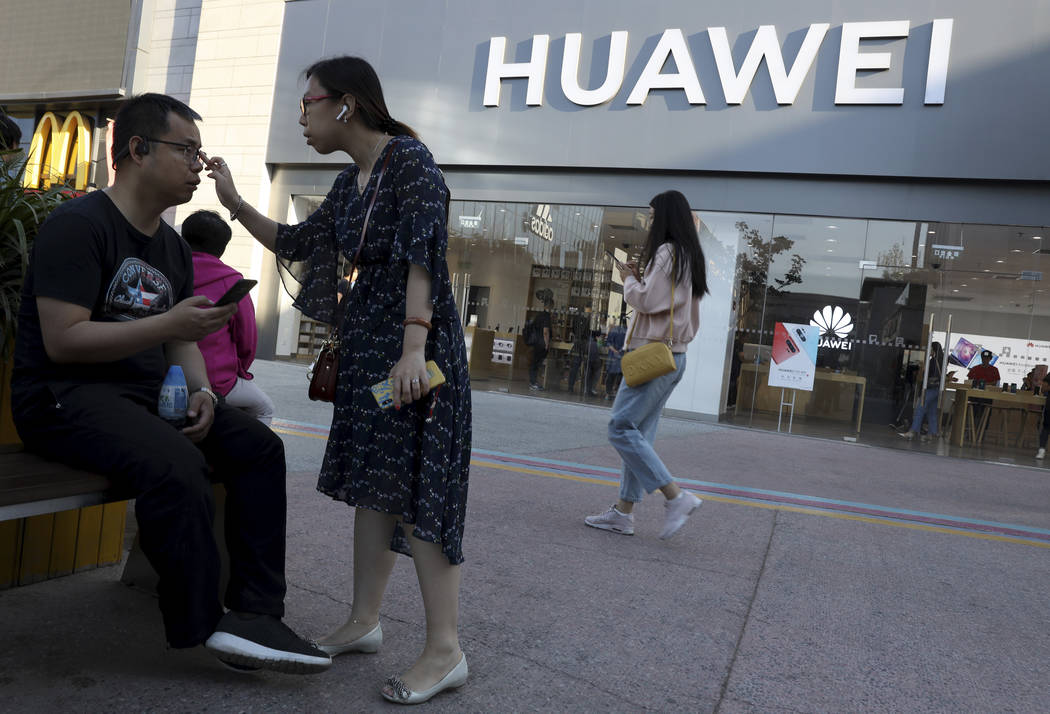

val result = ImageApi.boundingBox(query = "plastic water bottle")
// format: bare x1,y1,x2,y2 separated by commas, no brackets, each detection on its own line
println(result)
158,365,189,428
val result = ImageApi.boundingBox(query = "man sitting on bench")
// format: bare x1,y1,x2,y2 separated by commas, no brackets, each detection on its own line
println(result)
9,93,330,675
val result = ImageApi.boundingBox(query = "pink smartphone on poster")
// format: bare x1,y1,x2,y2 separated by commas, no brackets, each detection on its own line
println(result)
771,324,800,365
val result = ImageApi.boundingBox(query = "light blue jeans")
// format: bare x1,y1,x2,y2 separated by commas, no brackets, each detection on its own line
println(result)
910,387,940,435
608,352,687,502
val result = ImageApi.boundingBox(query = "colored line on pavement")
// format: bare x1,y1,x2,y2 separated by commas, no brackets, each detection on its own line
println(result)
472,459,1050,549
474,449,1050,539
270,420,1050,549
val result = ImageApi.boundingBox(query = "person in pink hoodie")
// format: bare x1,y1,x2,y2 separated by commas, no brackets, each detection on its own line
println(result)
585,190,708,540
182,210,274,425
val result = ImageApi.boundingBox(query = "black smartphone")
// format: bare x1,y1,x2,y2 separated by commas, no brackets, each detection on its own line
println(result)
604,249,627,270
214,278,257,307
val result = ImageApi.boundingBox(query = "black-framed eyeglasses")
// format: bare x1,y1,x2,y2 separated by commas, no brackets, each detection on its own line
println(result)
300,94,337,116
143,137,202,165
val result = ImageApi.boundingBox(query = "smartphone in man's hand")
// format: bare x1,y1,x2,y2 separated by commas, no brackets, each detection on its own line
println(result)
214,278,257,307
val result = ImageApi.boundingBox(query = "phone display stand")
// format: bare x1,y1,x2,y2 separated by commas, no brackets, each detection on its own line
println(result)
777,388,796,433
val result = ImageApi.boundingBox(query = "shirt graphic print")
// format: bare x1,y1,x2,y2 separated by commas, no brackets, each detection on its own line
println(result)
104,257,174,320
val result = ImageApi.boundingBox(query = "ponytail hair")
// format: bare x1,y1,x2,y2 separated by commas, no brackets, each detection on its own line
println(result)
305,56,418,139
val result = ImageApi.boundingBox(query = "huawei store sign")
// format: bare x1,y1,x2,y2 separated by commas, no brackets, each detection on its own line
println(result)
484,20,953,108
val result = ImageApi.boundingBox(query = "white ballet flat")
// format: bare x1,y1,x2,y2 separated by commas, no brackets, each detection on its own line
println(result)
315,622,382,656
381,653,468,705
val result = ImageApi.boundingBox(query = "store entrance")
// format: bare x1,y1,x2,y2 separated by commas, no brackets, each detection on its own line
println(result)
906,224,1049,458
447,200,649,407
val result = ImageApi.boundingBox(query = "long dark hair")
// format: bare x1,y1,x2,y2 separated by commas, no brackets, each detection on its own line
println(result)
305,56,417,139
641,190,709,297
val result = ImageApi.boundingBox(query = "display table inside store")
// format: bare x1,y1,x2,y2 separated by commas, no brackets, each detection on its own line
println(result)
946,384,1045,448
735,363,867,433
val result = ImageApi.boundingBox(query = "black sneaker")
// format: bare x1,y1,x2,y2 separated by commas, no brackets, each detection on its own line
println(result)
218,659,260,674
205,612,332,674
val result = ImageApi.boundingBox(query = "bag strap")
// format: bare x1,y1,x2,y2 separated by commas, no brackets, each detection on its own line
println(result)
336,142,395,324
624,250,676,350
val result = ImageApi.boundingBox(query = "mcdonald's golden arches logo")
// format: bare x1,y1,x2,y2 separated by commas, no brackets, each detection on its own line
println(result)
23,111,93,191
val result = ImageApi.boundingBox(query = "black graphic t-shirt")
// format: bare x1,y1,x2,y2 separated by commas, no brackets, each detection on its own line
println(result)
12,190,192,408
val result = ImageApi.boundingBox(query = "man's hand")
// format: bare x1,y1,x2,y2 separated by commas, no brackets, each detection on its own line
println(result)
165,296,237,341
181,391,215,443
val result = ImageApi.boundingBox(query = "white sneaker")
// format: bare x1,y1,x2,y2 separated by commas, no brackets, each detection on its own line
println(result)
1036,448,1045,460
898,431,915,440
584,505,635,535
660,492,703,540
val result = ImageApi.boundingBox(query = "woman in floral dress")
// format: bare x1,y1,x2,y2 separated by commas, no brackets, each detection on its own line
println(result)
204,56,470,705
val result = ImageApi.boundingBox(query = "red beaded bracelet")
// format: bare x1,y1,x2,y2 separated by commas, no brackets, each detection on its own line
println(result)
403,317,433,330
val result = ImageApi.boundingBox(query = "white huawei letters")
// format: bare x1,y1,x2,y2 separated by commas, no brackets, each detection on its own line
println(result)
562,31,629,105
483,20,954,108
835,20,910,104
484,34,551,106
625,29,704,105
710,24,828,105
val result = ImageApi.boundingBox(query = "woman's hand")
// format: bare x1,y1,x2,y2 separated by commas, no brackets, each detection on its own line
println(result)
200,151,240,212
389,349,430,409
618,261,640,283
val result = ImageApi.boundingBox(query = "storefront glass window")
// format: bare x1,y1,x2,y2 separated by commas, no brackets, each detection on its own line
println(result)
280,191,1050,461
727,212,1050,461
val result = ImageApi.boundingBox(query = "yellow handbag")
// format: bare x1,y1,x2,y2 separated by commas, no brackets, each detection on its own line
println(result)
620,256,678,388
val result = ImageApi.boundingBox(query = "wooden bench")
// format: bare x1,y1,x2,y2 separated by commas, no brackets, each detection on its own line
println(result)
1,445,130,588
1,445,227,592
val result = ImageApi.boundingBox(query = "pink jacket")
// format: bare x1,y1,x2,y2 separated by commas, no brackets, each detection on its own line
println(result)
191,252,257,396
623,243,701,354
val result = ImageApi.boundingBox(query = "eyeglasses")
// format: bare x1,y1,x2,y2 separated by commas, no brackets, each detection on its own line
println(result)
300,94,337,116
143,137,202,165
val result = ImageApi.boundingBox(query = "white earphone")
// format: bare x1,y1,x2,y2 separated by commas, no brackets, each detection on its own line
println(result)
336,105,349,121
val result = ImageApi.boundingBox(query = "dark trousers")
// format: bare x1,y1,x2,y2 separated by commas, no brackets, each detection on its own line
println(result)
528,344,548,385
568,356,601,394
1040,406,1050,449
14,383,287,648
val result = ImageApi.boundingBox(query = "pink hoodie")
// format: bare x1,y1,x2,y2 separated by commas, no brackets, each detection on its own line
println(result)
623,243,701,353
191,252,257,396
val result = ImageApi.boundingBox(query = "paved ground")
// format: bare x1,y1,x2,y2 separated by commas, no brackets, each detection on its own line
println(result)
2,359,1049,712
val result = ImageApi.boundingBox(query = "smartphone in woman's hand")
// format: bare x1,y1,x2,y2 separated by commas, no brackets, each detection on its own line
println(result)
604,249,627,270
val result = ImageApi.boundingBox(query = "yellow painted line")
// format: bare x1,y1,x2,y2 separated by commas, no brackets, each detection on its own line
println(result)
273,434,1050,550
273,428,327,440
471,460,608,486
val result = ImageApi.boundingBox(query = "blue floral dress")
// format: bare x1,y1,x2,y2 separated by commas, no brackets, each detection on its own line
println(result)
275,136,471,565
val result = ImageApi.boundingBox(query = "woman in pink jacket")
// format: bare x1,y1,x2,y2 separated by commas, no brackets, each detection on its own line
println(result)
182,210,274,425
585,190,708,540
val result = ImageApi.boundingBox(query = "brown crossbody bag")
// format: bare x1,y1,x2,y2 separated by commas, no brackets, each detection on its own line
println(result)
308,149,394,402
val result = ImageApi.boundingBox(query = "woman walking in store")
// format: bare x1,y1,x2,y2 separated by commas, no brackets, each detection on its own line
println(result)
898,341,944,442
203,56,470,705
585,190,708,540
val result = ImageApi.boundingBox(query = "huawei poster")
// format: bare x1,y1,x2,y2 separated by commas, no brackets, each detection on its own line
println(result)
768,323,819,390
